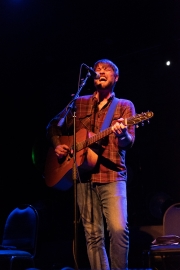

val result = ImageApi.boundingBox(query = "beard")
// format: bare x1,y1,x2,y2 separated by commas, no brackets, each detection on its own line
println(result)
95,80,113,90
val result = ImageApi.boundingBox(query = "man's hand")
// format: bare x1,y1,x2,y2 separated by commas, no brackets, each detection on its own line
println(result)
111,118,133,147
55,144,70,158
111,118,127,137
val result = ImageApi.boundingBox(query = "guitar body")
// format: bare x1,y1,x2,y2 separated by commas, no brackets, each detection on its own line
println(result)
44,128,98,190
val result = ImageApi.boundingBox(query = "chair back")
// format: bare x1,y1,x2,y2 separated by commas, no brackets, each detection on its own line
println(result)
2,204,39,256
163,202,180,236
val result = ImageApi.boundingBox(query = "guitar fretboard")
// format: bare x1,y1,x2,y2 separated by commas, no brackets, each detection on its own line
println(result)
76,127,112,152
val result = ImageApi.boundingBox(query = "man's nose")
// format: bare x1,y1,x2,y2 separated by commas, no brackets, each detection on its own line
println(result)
99,70,105,74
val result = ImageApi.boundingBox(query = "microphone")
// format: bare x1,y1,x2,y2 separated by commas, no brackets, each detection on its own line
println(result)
83,63,100,79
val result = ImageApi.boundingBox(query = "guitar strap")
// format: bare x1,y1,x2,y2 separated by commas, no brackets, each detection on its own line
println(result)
100,97,119,131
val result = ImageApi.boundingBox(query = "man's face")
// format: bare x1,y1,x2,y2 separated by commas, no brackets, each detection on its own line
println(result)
94,63,119,90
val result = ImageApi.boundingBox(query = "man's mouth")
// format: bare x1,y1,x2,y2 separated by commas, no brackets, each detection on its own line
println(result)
99,77,107,81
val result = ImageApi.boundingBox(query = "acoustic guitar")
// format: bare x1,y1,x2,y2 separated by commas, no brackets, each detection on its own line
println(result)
44,111,154,190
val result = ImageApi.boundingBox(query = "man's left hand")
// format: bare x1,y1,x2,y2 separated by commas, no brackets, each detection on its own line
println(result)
111,118,127,137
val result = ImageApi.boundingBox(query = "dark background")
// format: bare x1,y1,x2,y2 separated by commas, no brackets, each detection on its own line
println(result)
1,0,180,269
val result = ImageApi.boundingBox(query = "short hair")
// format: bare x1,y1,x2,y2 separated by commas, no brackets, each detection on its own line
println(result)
93,59,119,76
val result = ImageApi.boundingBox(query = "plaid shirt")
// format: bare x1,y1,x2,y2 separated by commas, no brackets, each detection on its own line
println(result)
46,92,136,183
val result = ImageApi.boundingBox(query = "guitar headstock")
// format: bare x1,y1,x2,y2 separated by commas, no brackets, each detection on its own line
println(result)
127,111,154,127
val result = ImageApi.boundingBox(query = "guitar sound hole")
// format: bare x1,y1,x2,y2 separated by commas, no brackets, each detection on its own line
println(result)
58,156,66,164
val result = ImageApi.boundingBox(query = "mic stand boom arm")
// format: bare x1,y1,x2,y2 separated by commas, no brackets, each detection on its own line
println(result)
57,72,91,127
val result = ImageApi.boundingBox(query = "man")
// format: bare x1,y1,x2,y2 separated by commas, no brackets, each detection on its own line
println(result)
46,59,136,270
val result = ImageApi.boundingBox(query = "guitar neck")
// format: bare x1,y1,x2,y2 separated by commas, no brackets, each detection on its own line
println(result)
76,111,154,152
77,126,112,152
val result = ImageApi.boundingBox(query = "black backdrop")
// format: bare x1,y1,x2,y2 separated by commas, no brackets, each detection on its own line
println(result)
1,0,180,268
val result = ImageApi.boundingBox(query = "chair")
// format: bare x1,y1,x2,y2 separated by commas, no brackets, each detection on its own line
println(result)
148,202,180,270
0,204,39,270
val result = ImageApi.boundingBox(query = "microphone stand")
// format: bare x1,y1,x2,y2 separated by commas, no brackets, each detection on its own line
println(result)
58,72,91,269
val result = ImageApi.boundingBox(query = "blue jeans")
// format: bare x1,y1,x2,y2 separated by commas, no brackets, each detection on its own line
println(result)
77,181,129,270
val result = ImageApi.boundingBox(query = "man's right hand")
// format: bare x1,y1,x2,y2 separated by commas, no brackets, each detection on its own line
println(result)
55,144,70,158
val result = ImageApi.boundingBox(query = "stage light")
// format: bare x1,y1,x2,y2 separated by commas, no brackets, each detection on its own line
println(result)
165,60,171,66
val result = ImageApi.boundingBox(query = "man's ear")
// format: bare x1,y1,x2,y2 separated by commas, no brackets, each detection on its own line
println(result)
115,75,119,82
